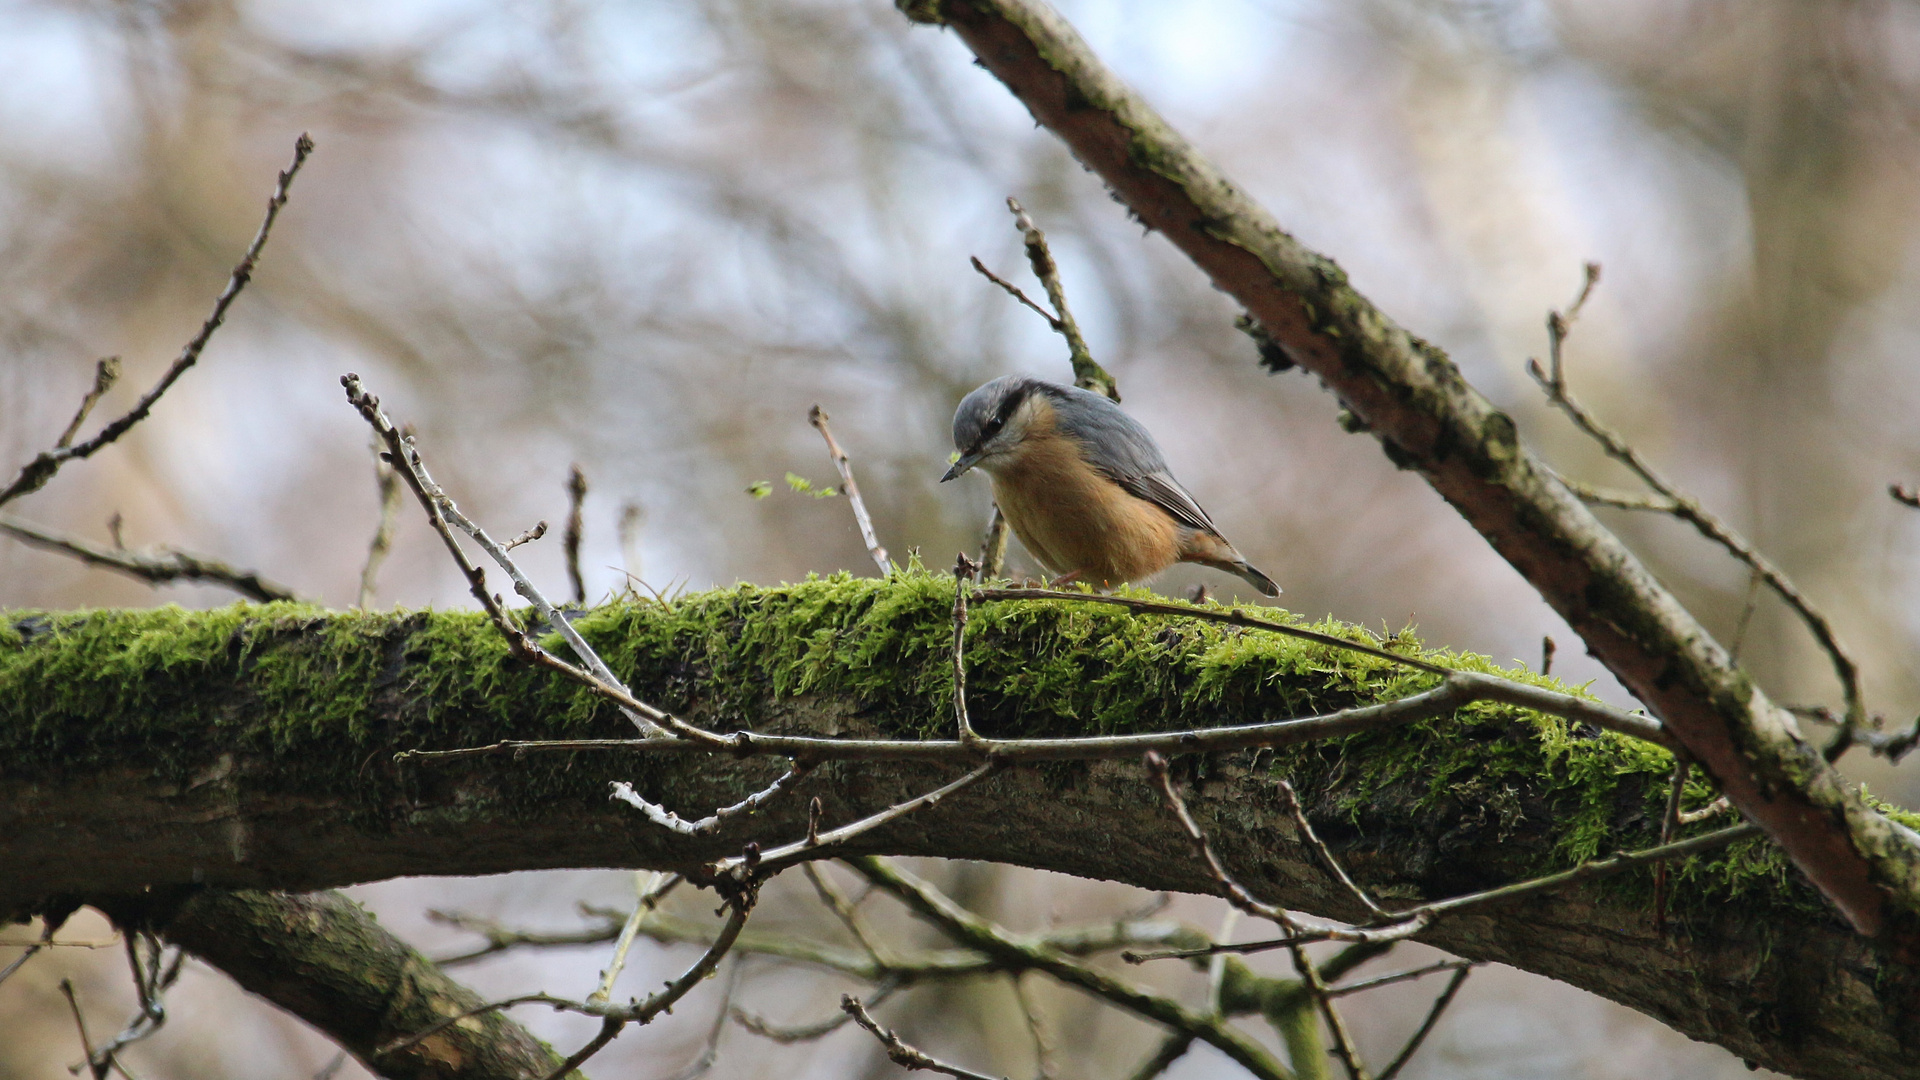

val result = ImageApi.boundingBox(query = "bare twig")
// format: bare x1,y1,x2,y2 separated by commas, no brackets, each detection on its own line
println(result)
1145,751,1299,932
952,556,984,747
1278,779,1389,920
0,135,314,510
1375,965,1472,1080
977,505,1009,581
1005,198,1117,401
54,358,120,449
1123,1033,1196,1080
611,763,811,836
969,256,1060,329
565,465,588,604
1529,266,1862,730
399,669,1671,766
1540,635,1555,676
809,405,893,575
1286,937,1368,1080
709,762,999,880
654,959,741,1080
843,995,1008,1080
1130,823,1761,962
343,374,702,742
587,871,681,1005
0,514,302,603
734,980,898,1043
803,862,888,963
1891,483,1920,509
503,521,548,552
381,894,754,1072
851,857,1291,1080
1011,972,1058,1080
60,978,109,1080
1326,959,1475,998
357,432,404,608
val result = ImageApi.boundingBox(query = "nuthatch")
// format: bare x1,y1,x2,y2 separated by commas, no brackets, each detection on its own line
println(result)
942,376,1280,596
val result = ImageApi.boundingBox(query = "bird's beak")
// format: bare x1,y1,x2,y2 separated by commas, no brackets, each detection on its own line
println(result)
941,451,982,483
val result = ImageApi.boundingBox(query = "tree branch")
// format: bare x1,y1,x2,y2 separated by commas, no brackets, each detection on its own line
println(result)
892,0,1920,948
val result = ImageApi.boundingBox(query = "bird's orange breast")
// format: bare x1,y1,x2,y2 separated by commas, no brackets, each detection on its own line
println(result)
987,419,1180,587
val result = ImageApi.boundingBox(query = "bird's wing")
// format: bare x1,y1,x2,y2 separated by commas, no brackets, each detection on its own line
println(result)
1115,470,1221,536
1047,387,1223,536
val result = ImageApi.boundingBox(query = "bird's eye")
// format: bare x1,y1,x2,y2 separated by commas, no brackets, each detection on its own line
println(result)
982,415,1004,438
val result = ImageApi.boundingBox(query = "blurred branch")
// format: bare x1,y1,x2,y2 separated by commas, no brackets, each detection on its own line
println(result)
565,465,588,604
91,889,574,1080
809,405,894,576
850,856,1293,1080
0,135,313,510
843,995,1006,1080
1526,266,1864,734
357,433,405,609
896,0,1916,945
0,513,303,603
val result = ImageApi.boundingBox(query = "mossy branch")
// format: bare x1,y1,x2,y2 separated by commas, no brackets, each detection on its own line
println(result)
0,575,1912,1078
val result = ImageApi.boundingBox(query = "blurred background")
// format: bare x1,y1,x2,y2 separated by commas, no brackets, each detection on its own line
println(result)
6,0,1920,1074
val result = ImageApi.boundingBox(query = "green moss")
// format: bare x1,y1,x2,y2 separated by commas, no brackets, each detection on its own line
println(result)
0,571,1812,922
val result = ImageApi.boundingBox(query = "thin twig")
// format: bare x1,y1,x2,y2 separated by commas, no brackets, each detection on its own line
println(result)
0,136,313,510
343,374,700,742
1005,198,1117,401
1890,483,1920,509
843,995,1008,1080
809,405,893,575
977,506,1009,581
970,255,1061,329
382,895,755,1070
587,871,681,1005
60,978,109,1080
1277,779,1389,920
1122,1033,1195,1080
1144,751,1299,932
708,762,1000,880
565,464,588,604
851,857,1292,1080
1529,265,1862,729
1286,937,1369,1080
357,432,404,608
1011,972,1058,1080
1129,823,1761,962
0,514,302,603
1375,966,1472,1080
503,522,548,552
952,556,983,747
731,978,904,1043
1326,959,1476,999
399,669,1672,766
54,358,120,449
611,764,811,836
804,862,889,963
654,959,742,1080
1654,757,1688,933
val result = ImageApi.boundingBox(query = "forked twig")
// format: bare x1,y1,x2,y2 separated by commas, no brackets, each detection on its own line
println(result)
1529,263,1862,731
843,995,1007,1080
0,136,314,510
809,405,893,576
0,514,302,603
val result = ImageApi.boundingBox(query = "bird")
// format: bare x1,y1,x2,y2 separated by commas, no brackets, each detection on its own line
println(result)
942,375,1280,596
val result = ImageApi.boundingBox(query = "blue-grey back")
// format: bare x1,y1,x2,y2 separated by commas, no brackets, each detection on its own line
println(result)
1045,383,1222,537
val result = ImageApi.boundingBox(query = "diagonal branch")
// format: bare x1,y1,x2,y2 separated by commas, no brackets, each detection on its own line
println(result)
893,0,1920,945
0,514,303,603
0,136,314,510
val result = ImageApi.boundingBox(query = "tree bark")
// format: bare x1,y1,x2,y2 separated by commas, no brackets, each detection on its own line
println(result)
93,890,575,1080
3,586,1917,1079
891,0,1920,951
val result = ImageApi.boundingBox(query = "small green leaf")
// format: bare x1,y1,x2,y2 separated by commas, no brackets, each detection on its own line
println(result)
746,481,772,499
